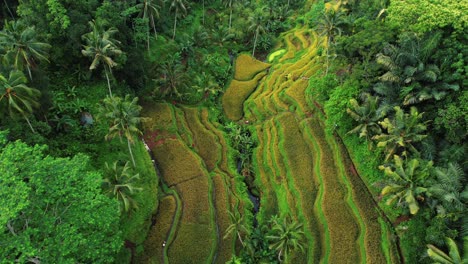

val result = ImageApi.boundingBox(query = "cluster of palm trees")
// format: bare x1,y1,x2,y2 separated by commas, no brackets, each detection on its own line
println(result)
0,20,50,133
225,213,305,263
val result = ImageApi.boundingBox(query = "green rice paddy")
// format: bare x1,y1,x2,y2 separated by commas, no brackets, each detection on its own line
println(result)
139,24,399,264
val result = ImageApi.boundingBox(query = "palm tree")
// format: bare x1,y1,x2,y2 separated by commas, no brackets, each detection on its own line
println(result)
429,163,467,221
316,10,346,74
372,106,428,161
266,215,305,262
0,20,51,80
248,6,268,57
102,161,142,213
169,0,188,40
427,237,463,264
224,210,249,246
81,20,123,97
98,95,149,167
346,93,386,144
379,155,433,215
135,0,161,51
157,59,189,98
0,69,40,133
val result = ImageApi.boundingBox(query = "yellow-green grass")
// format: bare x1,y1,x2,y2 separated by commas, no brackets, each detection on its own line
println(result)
222,72,267,121
252,122,278,219
265,118,297,217
142,102,177,133
282,79,310,117
279,34,297,62
274,113,320,263
294,29,310,49
135,195,176,263
174,106,194,146
304,117,360,264
153,139,206,186
168,222,213,264
182,107,220,171
332,135,392,264
212,172,236,264
234,54,271,81
168,176,214,263
379,217,401,264
300,120,329,264
268,49,286,62
327,132,367,264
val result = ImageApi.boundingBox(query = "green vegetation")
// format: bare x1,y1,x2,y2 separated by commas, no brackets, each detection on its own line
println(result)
1,0,465,263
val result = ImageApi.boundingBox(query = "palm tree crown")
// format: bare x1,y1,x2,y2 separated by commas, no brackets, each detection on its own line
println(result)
81,20,123,97
266,215,305,262
0,69,40,132
0,20,51,80
102,161,142,213
98,95,149,166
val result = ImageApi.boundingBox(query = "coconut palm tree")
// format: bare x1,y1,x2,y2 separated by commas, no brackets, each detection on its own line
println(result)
0,69,40,133
157,59,189,98
0,20,51,80
427,237,463,264
266,215,305,262
135,0,161,51
169,0,187,40
346,93,386,143
224,210,249,246
248,6,268,57
102,161,142,213
81,20,123,97
379,155,433,215
98,95,149,167
316,10,346,74
372,106,428,161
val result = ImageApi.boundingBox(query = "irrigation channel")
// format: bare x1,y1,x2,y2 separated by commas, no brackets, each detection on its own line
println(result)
135,21,401,264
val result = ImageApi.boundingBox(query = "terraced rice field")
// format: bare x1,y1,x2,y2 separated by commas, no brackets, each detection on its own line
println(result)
138,24,399,264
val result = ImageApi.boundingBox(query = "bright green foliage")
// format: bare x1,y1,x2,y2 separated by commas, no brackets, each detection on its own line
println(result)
429,163,467,221
103,161,142,213
346,93,385,142
98,95,148,167
81,20,123,97
373,106,427,161
224,210,249,246
46,0,70,30
379,155,433,215
387,0,468,34
266,216,305,262
0,19,51,79
427,237,463,264
0,69,40,133
435,91,468,143
0,134,122,263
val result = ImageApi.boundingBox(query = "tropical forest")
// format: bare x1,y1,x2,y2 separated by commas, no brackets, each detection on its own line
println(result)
0,0,466,263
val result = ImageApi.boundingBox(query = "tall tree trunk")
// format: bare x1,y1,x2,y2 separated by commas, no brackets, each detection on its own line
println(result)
150,15,157,38
202,0,205,25
252,28,259,57
237,231,244,246
128,138,136,167
228,0,232,29
104,67,113,97
4,0,15,20
172,9,178,40
24,116,36,133
325,37,330,75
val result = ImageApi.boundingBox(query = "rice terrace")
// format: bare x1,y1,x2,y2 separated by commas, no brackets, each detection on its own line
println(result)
1,0,466,263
